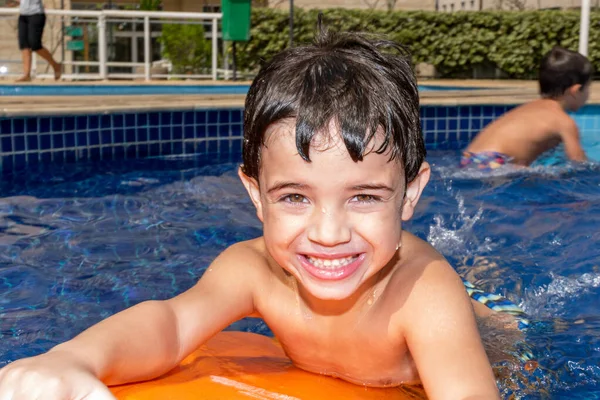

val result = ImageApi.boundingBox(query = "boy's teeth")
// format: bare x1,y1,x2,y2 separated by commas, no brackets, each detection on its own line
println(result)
306,255,356,269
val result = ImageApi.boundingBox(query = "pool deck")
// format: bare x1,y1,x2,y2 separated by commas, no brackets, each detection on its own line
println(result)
1,79,599,116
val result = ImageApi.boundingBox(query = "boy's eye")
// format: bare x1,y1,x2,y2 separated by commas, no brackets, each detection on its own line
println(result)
353,194,379,203
282,194,307,203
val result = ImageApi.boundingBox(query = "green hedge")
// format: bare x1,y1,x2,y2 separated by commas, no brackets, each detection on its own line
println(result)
235,9,599,79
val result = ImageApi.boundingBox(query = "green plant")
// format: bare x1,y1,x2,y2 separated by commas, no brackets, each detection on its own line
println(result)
159,24,212,74
139,0,162,11
235,8,600,79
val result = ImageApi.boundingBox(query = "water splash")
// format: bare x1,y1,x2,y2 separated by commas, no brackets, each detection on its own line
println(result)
427,196,496,257
521,272,600,319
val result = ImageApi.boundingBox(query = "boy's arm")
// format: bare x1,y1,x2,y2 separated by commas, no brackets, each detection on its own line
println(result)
403,262,500,400
0,242,260,393
560,120,587,162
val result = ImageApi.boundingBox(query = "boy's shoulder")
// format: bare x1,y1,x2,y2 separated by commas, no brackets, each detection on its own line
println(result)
387,233,468,317
219,237,269,267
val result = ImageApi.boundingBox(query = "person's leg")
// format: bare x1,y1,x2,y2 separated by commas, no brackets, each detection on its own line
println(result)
16,15,32,81
16,49,33,82
29,14,61,80
35,47,61,80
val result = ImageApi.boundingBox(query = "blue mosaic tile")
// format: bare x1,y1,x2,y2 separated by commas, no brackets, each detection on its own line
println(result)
27,153,39,167
1,137,12,152
26,118,38,133
173,126,183,140
90,147,101,160
137,127,148,142
76,116,87,130
173,111,183,125
89,131,100,146
89,115,99,130
138,113,148,127
77,132,87,146
52,117,63,131
0,105,549,172
196,111,207,124
39,134,51,149
13,118,25,134
208,110,219,124
184,111,194,125
66,150,76,163
14,135,25,152
53,134,64,149
27,135,39,150
113,114,124,128
14,153,25,170
65,133,75,148
113,129,124,144
100,115,111,128
149,143,160,156
126,129,136,143
0,118,11,134
114,146,125,160
65,116,75,131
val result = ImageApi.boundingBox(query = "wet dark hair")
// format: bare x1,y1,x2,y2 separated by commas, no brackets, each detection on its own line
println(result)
241,18,425,184
539,46,593,99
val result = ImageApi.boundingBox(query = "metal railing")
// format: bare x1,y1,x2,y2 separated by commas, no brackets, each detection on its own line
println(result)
0,8,222,81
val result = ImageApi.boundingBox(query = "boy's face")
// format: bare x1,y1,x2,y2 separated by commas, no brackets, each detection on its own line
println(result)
240,119,430,301
567,82,591,111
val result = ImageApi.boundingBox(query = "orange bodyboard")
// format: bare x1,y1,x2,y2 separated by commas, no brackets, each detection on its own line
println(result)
110,331,425,400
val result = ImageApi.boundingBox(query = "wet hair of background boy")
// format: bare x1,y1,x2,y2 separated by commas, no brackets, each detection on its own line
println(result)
242,21,426,184
539,46,594,99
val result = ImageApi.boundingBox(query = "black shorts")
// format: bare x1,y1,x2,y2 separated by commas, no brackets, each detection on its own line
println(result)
18,13,46,51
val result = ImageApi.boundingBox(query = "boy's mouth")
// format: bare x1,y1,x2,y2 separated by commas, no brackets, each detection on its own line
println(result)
298,254,363,280
305,255,357,268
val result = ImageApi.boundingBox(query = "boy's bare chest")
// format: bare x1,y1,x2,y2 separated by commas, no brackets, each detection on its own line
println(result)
260,305,419,387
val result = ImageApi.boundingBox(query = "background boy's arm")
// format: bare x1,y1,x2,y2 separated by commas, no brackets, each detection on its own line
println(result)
561,119,587,162
0,242,260,397
403,262,500,400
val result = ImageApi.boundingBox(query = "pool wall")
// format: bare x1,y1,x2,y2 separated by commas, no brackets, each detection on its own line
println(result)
1,104,599,173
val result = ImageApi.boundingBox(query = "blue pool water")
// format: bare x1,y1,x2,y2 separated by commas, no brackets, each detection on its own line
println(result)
0,150,598,398
0,84,481,96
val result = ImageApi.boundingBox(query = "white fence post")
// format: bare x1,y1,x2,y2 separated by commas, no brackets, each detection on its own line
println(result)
212,17,218,81
144,16,151,81
579,0,591,56
98,14,107,79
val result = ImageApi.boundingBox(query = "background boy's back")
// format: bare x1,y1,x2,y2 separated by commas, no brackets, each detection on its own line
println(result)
464,98,584,166
461,46,592,169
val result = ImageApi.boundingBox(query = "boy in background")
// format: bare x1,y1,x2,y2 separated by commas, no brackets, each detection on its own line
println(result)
461,46,592,170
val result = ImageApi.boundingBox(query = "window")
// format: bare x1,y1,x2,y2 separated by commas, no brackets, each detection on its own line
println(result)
450,3,454,11
470,0,475,8
461,1,465,9
443,4,447,10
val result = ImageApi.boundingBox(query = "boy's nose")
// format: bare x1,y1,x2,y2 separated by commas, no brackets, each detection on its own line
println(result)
306,207,351,246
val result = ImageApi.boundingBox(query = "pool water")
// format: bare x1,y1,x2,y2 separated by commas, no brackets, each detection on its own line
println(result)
0,151,598,398
0,84,481,96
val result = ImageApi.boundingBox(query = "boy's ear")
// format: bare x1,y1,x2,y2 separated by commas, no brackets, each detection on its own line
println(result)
401,162,431,221
238,166,264,222
569,84,582,95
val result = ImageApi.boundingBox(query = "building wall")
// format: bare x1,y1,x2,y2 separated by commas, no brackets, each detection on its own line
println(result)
439,0,598,11
268,0,435,11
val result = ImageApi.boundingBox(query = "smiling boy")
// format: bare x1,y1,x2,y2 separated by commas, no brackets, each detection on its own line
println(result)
0,26,508,400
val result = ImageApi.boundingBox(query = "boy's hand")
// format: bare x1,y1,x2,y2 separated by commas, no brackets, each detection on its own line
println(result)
0,351,116,400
